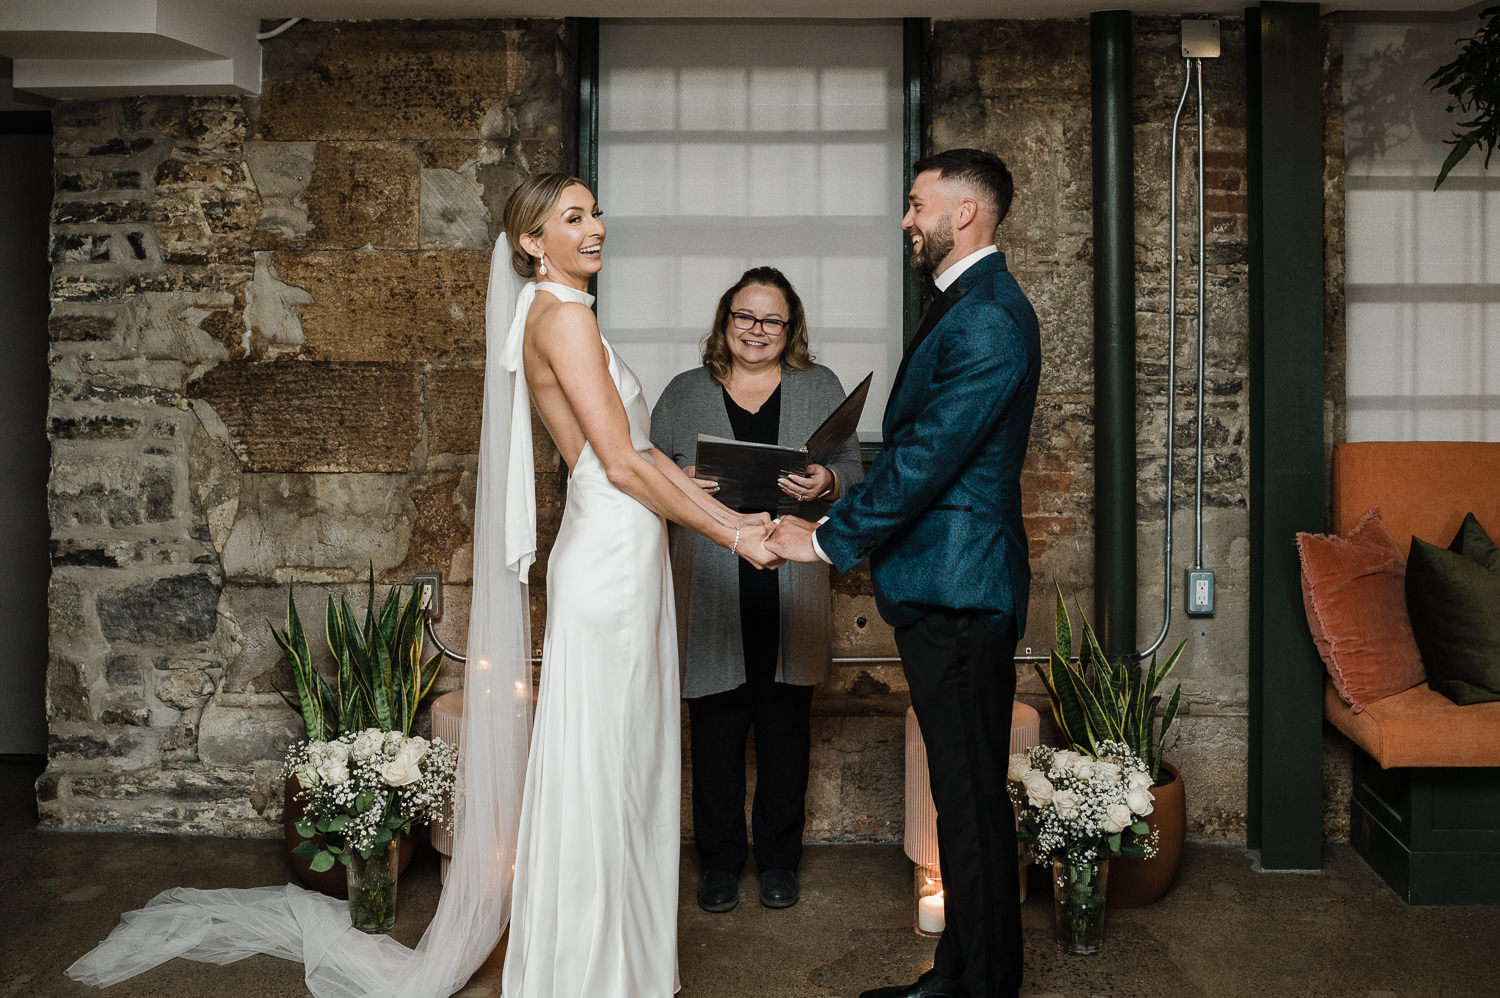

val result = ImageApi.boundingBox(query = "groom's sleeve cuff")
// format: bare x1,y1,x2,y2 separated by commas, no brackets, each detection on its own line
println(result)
811,517,832,565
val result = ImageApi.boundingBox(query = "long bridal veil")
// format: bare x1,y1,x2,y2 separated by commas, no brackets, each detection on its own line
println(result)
66,235,535,998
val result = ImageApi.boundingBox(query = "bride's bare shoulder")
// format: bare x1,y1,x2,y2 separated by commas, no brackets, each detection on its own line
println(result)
525,297,602,359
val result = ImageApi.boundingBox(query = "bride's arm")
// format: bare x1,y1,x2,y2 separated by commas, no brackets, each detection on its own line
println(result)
536,306,777,563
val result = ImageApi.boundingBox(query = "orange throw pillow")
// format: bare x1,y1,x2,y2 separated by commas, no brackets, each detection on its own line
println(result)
1297,508,1425,712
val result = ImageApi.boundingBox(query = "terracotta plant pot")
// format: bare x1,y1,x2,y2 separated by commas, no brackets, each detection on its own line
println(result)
283,775,415,899
1105,761,1185,908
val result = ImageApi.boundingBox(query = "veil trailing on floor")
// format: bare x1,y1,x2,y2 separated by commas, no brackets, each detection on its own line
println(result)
66,235,537,998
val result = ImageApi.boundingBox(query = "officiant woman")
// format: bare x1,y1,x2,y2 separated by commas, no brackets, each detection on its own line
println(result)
650,266,863,914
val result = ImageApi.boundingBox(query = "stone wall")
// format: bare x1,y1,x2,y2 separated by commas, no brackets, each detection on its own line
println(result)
927,16,1255,839
42,20,579,834
41,16,1346,845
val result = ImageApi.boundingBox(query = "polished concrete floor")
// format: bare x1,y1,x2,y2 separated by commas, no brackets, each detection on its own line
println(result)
5,757,1499,998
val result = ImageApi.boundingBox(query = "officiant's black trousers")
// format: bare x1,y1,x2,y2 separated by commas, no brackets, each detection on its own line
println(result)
896,610,1023,998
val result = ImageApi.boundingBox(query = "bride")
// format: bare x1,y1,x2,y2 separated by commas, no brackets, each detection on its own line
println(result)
497,174,780,996
64,172,779,997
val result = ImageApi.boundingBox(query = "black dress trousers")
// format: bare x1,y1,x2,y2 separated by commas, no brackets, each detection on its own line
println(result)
895,610,1023,998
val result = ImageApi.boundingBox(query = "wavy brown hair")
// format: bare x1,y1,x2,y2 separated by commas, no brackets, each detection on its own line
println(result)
502,172,590,280
703,267,814,386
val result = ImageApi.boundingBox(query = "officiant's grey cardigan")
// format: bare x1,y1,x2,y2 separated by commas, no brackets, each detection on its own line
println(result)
650,364,865,698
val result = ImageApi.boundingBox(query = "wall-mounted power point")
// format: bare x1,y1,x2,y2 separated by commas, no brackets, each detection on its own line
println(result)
413,572,443,621
1181,19,1221,59
1186,569,1215,615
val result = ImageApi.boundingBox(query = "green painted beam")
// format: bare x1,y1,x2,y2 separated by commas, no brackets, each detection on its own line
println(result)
1246,2,1326,872
1090,10,1138,660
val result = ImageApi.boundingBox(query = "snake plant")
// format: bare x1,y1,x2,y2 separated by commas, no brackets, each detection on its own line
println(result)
1034,586,1185,785
270,567,444,739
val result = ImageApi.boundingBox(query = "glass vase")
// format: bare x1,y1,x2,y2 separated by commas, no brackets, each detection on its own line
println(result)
347,838,400,934
1051,857,1109,955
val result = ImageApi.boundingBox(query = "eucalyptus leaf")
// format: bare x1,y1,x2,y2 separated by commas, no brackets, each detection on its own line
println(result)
291,839,321,860
309,851,336,873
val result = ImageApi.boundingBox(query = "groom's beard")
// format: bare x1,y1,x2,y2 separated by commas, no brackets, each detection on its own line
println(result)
909,213,955,275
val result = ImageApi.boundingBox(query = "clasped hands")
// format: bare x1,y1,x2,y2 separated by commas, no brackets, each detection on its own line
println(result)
732,513,824,569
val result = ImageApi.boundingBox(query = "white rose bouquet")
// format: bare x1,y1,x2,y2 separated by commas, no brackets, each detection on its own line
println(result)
283,727,457,871
1007,740,1158,866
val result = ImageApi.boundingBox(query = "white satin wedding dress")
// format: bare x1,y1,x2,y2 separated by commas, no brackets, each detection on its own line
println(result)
501,283,681,997
65,241,680,998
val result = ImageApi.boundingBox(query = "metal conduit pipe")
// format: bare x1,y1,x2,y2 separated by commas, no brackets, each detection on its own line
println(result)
1089,10,1138,661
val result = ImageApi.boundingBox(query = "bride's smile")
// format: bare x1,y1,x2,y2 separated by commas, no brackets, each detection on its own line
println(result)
520,182,605,290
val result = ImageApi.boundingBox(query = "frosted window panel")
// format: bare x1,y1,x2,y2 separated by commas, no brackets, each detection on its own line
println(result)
819,256,890,328
1415,408,1474,441
748,144,819,216
631,341,706,414
820,68,888,131
1414,194,1482,284
1411,305,1479,396
750,68,818,131
680,67,749,131
598,252,676,331
602,145,677,216
821,143,893,216
605,68,679,131
678,255,751,328
678,144,748,216
1485,305,1500,391
1344,189,1408,284
1345,304,1407,396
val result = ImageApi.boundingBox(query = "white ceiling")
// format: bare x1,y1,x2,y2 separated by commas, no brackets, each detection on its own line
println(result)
0,0,1483,100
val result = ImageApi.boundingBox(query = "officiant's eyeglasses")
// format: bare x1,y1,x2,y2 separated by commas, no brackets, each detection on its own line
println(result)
730,312,788,335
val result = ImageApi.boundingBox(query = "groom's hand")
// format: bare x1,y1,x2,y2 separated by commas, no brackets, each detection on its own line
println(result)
736,521,785,570
765,515,821,563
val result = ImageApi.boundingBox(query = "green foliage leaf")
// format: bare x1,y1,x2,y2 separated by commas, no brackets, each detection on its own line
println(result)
294,818,317,839
291,839,321,859
309,851,336,873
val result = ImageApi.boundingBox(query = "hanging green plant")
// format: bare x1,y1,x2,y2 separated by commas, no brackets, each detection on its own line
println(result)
1428,5,1500,190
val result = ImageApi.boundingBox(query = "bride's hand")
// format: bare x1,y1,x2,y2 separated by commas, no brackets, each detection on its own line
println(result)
735,521,784,570
737,510,772,529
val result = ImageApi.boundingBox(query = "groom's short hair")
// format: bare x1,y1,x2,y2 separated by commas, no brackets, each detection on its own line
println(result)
913,148,1014,225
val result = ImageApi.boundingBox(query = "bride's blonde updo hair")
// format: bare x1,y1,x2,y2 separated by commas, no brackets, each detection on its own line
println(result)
503,172,590,280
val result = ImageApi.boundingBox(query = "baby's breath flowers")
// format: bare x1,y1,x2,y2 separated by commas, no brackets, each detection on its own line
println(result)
1007,741,1158,865
284,728,458,871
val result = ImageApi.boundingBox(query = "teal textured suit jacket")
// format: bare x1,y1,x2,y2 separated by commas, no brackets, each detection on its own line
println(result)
816,251,1040,635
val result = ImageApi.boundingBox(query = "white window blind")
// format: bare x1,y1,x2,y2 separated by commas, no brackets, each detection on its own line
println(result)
596,20,905,438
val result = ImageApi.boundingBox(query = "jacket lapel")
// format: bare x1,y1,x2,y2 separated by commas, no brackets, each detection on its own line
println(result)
889,253,1003,398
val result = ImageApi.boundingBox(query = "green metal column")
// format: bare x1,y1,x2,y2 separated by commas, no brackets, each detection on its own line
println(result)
1246,2,1325,871
1090,10,1137,659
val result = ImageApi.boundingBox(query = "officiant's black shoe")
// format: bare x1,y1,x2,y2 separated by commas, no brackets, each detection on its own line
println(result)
697,870,739,913
758,868,799,908
858,970,970,998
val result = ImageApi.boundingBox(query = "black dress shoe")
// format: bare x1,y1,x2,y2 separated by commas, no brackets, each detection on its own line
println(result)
697,869,739,913
858,971,969,998
758,868,799,908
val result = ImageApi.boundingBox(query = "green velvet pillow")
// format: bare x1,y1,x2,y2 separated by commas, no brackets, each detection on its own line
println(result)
1406,514,1500,706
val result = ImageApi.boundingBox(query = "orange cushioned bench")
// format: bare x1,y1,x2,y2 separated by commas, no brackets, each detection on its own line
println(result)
1324,441,1500,904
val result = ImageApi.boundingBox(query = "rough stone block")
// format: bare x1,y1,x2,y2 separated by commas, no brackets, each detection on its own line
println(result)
301,141,420,249
48,452,180,529
49,310,121,342
269,250,488,363
219,473,416,582
191,360,421,473
96,572,221,646
154,668,219,710
420,167,491,249
245,140,317,246
426,366,484,456
258,20,569,142
188,401,244,553
395,472,473,580
198,702,306,767
47,655,94,723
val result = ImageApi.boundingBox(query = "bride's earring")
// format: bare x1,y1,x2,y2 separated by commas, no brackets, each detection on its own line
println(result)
538,254,547,277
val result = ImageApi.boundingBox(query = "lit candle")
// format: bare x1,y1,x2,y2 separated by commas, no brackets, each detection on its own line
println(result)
918,891,945,934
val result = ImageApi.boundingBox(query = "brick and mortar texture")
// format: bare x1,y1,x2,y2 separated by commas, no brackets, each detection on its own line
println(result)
40,18,1352,843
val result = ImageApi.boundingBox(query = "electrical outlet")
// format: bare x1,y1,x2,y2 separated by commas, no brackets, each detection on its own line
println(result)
1186,569,1214,615
413,572,443,621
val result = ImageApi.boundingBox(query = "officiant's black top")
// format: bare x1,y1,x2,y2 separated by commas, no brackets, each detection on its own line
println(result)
724,384,781,678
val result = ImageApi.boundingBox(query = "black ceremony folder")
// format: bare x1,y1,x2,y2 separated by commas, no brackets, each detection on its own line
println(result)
695,372,872,514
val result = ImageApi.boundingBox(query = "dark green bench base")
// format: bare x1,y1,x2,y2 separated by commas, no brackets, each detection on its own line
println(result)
1350,746,1500,905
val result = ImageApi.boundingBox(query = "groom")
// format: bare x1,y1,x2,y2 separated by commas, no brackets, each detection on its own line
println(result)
768,148,1039,998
